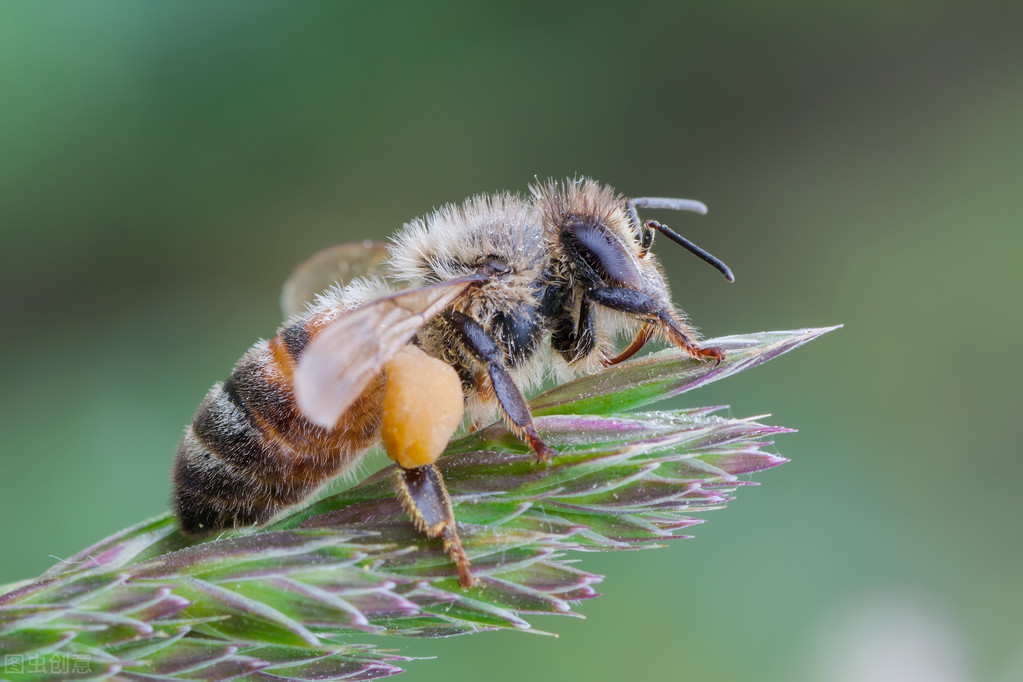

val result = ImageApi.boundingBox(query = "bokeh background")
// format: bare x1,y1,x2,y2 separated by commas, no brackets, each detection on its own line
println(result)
2,2,1021,680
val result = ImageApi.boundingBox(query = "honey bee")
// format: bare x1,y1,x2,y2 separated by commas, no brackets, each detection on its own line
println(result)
172,178,733,588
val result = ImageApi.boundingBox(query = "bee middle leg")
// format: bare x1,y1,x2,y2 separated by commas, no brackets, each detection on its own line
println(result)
443,310,555,462
584,287,723,364
551,294,597,364
551,296,655,366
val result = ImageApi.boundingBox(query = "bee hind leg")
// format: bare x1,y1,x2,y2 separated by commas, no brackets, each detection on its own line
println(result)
443,310,555,463
395,464,475,588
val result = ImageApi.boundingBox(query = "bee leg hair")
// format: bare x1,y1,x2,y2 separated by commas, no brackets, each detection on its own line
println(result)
443,310,555,463
395,464,475,588
584,287,724,365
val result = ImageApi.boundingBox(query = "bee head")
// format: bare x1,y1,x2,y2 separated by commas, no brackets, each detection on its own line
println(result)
534,177,650,288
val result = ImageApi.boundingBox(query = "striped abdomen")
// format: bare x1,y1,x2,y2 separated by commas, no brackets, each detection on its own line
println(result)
172,313,384,535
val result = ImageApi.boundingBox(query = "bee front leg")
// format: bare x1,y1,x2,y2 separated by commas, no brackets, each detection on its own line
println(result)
603,323,655,366
395,464,475,588
443,310,555,463
584,287,724,365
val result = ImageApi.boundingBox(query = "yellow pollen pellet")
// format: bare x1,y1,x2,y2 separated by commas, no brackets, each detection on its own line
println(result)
381,345,464,469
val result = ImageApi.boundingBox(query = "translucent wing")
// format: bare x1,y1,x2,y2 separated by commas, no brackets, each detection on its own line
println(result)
294,274,487,428
280,241,393,318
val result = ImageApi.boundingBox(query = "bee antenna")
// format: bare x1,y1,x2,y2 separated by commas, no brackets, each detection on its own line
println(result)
627,196,735,283
647,220,735,282
628,196,708,218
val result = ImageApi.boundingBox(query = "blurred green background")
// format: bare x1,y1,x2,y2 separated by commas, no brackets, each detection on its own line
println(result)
2,1,1021,680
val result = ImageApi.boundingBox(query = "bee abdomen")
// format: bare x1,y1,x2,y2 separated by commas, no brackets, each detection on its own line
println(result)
173,428,293,534
173,374,318,536
280,320,311,358
172,325,380,537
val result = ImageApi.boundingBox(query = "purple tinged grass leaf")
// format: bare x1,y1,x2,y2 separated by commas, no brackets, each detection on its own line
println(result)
0,628,76,656
251,654,408,681
529,327,840,416
174,578,322,648
127,639,242,676
38,514,188,579
0,326,836,680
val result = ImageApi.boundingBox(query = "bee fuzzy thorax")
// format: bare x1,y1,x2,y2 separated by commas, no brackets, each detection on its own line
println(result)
386,191,553,424
387,192,546,287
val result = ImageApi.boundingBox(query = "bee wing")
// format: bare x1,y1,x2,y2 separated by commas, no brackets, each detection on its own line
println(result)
280,241,393,318
294,275,485,428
